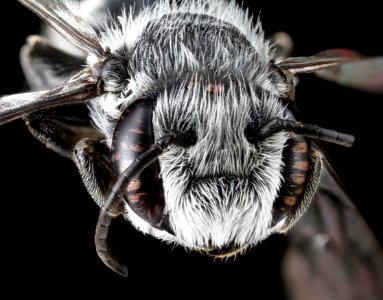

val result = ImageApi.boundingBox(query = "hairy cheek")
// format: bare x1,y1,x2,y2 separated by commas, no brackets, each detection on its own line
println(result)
159,153,192,200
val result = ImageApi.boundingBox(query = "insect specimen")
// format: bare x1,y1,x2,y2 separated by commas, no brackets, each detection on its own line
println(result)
1,0,382,298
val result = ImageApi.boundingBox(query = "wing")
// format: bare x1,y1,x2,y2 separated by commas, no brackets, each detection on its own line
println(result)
18,0,104,57
315,50,383,94
21,35,85,90
0,1,107,126
3,36,103,156
282,165,383,300
276,49,383,95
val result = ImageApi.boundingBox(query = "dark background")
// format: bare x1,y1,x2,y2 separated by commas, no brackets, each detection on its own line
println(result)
0,0,382,296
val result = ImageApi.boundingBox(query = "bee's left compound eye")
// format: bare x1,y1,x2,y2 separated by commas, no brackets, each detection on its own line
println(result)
111,99,166,227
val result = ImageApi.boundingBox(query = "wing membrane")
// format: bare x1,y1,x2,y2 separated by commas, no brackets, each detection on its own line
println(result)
316,56,383,94
18,0,104,57
20,35,85,90
278,48,383,94
282,167,383,300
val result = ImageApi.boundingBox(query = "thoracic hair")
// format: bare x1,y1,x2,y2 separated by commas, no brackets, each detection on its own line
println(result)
88,0,289,250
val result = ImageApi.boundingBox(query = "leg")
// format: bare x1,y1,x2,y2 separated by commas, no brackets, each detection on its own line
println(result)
24,105,104,158
73,138,117,208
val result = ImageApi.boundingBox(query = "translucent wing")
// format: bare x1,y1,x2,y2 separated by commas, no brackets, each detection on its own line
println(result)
282,166,383,300
0,2,106,126
18,0,104,57
314,49,383,94
277,49,383,95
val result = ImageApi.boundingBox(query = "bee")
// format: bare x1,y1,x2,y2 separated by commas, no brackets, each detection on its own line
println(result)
1,0,383,297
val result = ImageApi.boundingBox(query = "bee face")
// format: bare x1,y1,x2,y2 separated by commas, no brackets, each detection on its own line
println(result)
151,77,288,252
90,2,293,254
92,2,309,255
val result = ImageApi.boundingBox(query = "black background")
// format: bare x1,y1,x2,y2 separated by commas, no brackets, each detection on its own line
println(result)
0,0,382,297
